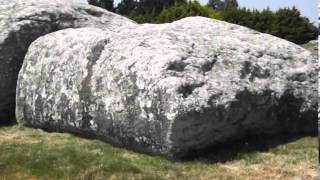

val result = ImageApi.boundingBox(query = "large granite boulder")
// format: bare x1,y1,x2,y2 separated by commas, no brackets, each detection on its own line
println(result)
16,17,317,158
0,0,136,123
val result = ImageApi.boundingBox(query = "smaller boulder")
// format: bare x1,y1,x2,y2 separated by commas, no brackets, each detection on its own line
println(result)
0,0,136,123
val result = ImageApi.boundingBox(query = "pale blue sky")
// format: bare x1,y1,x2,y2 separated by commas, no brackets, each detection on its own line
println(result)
79,0,318,23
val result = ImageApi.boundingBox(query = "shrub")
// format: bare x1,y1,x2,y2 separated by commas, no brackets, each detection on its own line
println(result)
88,0,114,12
220,7,318,44
157,1,222,23
271,7,318,44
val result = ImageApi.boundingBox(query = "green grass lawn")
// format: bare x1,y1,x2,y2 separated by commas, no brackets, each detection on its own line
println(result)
0,125,317,180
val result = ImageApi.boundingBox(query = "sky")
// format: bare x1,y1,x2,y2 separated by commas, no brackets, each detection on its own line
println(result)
79,0,318,23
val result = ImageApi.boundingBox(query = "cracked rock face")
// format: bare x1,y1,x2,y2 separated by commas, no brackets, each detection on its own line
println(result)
16,17,317,158
0,0,136,123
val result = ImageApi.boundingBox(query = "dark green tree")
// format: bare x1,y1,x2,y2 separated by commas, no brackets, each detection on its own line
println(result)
157,1,222,23
220,7,317,44
271,7,318,44
254,8,274,34
88,0,114,11
117,0,186,18
117,0,137,16
138,0,186,16
207,0,238,10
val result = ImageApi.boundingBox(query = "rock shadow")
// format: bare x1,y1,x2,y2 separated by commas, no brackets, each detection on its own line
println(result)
179,133,317,164
0,106,16,126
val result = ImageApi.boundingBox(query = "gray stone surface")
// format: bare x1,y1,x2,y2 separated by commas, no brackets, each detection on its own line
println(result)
0,0,136,123
16,17,318,158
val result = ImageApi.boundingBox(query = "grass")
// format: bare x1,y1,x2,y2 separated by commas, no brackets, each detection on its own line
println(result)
301,41,318,57
0,125,317,180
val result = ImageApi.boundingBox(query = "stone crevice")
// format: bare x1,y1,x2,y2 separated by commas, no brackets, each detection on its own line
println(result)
79,39,109,129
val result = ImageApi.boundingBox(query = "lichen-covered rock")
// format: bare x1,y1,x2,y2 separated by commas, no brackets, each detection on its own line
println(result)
16,17,318,158
0,0,136,123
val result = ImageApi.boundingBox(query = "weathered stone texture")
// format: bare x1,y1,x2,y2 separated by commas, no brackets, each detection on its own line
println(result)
16,17,317,158
0,0,136,122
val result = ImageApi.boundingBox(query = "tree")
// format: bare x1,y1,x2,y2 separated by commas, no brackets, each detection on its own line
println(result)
225,0,238,9
117,0,137,16
220,7,317,44
138,0,186,16
254,8,274,34
117,0,186,17
88,0,114,11
157,1,222,23
207,0,238,10
271,7,318,44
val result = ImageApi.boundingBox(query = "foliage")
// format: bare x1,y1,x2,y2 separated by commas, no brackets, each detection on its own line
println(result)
157,1,222,23
117,0,186,18
272,7,318,44
116,0,137,16
207,0,238,10
131,15,155,24
0,125,317,179
88,0,114,12
220,7,318,44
